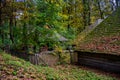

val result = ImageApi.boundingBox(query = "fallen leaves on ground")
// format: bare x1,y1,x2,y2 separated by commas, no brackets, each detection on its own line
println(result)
78,35,120,55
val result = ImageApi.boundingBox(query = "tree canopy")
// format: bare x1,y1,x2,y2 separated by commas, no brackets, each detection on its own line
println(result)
0,0,116,53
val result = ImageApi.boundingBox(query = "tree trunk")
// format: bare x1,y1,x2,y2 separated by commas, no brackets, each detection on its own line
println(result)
9,17,14,44
83,0,87,27
0,0,2,37
116,0,118,8
9,0,15,44
98,1,104,19
23,23,28,53
88,0,91,25
67,6,71,31
0,0,4,45
0,0,2,25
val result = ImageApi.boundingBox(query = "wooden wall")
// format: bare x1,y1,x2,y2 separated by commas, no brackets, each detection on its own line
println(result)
76,51,120,73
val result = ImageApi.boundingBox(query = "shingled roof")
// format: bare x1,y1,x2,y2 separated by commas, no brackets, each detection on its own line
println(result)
76,7,120,55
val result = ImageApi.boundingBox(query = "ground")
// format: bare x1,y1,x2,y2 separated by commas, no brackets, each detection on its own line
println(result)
0,52,119,80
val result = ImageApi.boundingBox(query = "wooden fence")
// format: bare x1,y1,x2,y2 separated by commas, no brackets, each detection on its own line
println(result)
29,51,59,66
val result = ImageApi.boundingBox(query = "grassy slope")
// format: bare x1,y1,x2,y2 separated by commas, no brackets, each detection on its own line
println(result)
77,8,120,55
0,52,117,80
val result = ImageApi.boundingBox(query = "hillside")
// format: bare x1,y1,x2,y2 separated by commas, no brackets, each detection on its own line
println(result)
0,52,118,80
76,7,120,55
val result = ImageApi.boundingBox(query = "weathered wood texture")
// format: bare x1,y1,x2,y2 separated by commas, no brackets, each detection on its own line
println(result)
29,51,58,66
76,51,120,73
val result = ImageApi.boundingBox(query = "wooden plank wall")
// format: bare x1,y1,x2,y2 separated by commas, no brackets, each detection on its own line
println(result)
76,51,120,73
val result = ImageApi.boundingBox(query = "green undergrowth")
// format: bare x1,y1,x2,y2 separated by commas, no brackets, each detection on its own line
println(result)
0,52,118,80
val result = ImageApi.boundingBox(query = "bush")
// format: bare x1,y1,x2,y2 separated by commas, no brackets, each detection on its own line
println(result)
55,46,70,64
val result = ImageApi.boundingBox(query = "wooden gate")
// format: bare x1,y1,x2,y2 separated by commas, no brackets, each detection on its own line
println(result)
29,51,59,66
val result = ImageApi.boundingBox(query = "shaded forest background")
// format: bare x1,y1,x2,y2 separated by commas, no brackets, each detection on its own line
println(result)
0,0,118,54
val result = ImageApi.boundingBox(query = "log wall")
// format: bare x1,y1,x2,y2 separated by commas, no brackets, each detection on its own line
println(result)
76,51,120,73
